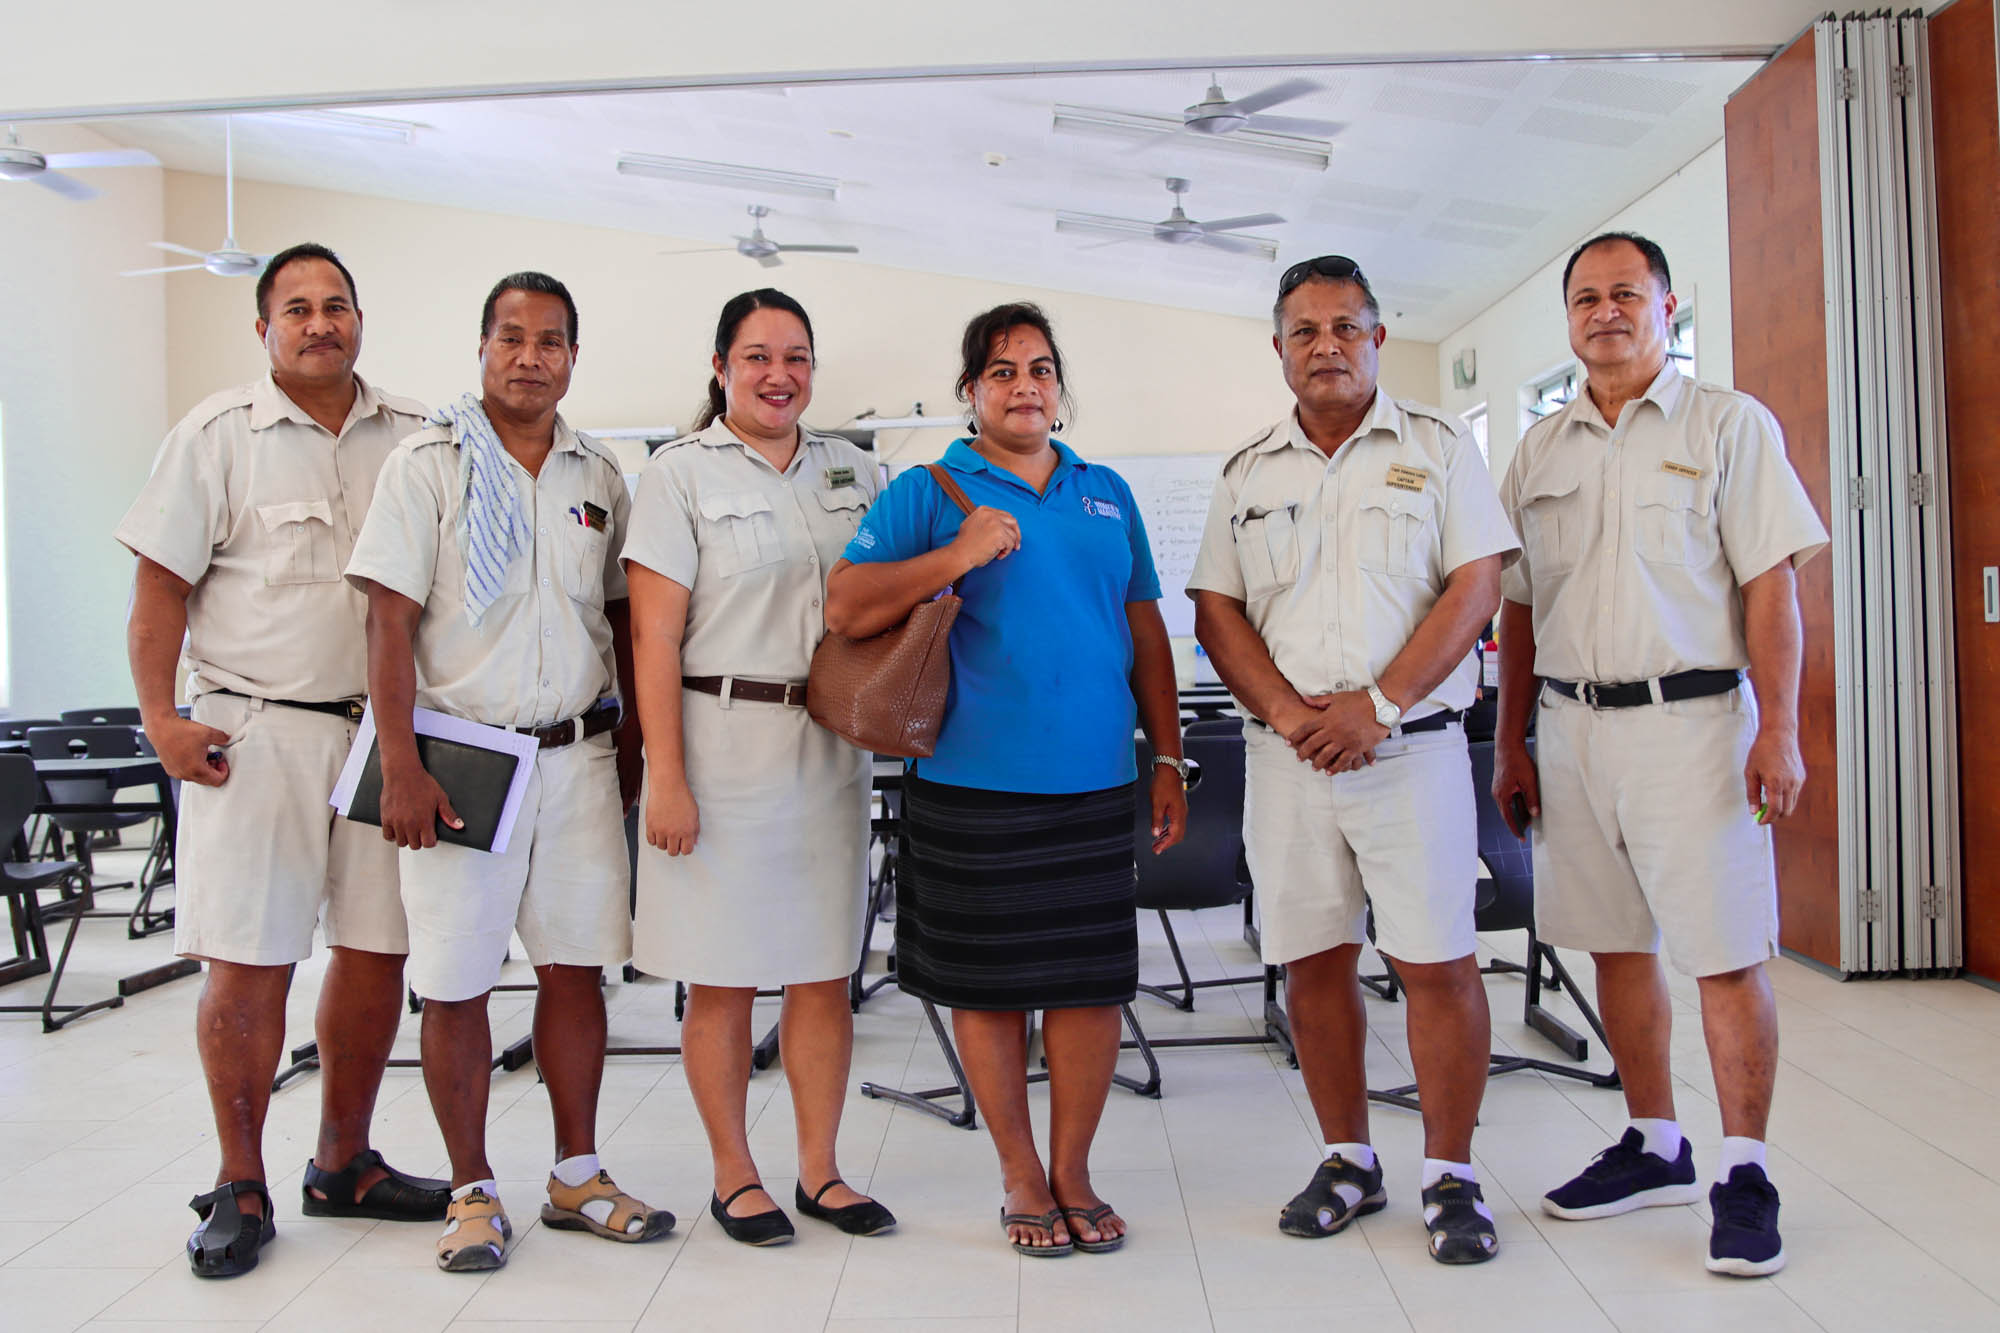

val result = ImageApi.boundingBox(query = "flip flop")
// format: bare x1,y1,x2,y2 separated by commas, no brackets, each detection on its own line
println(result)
1001,1206,1073,1257
1058,1202,1125,1254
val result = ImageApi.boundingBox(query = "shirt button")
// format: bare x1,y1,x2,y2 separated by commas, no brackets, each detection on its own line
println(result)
1335,681,1349,691
812,598,821,608
542,679,550,687
541,577,550,588
543,628,553,638
539,526,548,536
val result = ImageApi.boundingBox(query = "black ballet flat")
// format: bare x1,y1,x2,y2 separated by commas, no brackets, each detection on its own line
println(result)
710,1183,795,1246
796,1178,897,1237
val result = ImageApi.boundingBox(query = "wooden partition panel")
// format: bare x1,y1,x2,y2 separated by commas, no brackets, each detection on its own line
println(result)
1726,36,1842,968
1932,0,2000,982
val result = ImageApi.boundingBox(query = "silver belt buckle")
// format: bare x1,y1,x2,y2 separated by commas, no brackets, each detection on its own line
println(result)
1582,681,1603,710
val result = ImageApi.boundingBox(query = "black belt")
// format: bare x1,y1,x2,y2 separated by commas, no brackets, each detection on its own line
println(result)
683,675,809,707
516,702,621,749
1250,708,1463,735
211,689,364,722
1546,669,1741,710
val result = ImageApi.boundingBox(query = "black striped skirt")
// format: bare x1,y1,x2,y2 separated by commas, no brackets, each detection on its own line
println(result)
895,774,1138,1011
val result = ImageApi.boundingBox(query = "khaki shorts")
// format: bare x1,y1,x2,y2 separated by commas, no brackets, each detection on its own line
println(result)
398,732,632,1002
1244,720,1479,967
174,692,406,966
1532,685,1778,978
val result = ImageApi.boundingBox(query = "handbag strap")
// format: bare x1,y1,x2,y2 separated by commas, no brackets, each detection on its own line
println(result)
924,463,977,517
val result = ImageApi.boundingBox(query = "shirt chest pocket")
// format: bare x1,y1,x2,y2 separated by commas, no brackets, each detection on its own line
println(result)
1354,485,1437,580
255,499,338,586
699,491,783,578
1633,471,1717,568
1516,477,1583,579
559,513,608,604
813,485,870,539
1232,503,1300,603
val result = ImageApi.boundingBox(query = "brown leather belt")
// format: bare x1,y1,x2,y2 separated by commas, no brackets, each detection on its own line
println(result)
515,702,621,748
683,675,809,708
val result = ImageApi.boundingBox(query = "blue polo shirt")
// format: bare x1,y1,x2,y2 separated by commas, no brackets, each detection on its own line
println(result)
843,439,1161,794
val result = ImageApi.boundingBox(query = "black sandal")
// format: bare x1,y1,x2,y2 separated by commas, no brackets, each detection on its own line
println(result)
187,1180,275,1279
1279,1153,1387,1238
1057,1202,1125,1254
710,1183,794,1246
301,1148,450,1222
795,1178,896,1236
1422,1173,1498,1264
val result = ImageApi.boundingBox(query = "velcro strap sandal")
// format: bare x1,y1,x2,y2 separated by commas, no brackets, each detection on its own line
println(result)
1423,1173,1498,1264
541,1169,676,1243
302,1148,450,1221
187,1180,276,1278
437,1188,511,1272
1279,1153,1387,1238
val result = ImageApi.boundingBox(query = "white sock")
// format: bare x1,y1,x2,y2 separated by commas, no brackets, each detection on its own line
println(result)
1321,1142,1375,1212
1716,1137,1769,1181
1421,1159,1494,1224
552,1153,601,1188
451,1178,498,1203
1630,1118,1683,1162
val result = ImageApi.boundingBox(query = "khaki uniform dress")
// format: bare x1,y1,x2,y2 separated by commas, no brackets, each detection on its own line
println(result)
1499,362,1828,976
114,373,426,965
1188,393,1520,965
344,415,633,1002
622,422,877,987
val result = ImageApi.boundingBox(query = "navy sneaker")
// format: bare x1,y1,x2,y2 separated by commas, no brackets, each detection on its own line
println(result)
1541,1127,1702,1220
1706,1164,1784,1276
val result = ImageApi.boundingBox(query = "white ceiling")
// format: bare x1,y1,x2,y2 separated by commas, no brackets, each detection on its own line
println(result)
82,59,1758,342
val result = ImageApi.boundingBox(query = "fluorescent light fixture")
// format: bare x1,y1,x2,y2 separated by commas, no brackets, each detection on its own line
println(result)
1054,211,1279,262
616,152,840,200
1051,103,1330,171
251,109,419,144
588,427,681,441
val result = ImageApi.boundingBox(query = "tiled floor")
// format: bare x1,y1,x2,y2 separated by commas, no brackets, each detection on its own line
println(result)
4,844,1999,1332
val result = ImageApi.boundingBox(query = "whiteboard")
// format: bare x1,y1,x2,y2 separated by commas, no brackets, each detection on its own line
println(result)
886,450,1223,636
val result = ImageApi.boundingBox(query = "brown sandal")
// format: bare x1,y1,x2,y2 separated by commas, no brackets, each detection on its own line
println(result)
541,1169,675,1243
437,1187,511,1272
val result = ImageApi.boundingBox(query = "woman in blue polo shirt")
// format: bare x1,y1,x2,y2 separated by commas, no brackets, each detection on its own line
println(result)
826,303,1187,1258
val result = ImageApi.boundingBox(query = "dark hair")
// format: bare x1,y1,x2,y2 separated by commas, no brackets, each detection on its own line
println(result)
954,302,1075,425
480,270,579,346
1562,231,1672,300
694,288,817,430
256,242,358,322
1272,254,1380,331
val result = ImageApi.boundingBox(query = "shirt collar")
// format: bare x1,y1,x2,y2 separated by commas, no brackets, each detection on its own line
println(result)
693,418,825,462
1278,389,1402,455
248,371,384,435
1571,359,1684,433
941,437,1084,486
549,413,584,455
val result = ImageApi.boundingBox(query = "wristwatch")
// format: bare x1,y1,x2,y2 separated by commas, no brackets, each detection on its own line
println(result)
1366,684,1402,730
1152,754,1192,786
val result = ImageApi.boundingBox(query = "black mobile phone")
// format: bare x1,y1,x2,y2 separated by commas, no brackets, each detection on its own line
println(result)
1509,793,1531,830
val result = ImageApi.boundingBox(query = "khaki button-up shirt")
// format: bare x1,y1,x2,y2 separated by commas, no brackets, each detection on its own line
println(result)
344,415,630,729
620,422,878,680
115,373,428,703
1187,391,1521,716
1498,362,1828,684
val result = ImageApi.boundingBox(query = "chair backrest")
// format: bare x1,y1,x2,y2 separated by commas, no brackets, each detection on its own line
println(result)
0,753,42,853
1,717,62,743
26,725,143,761
59,706,142,726
1134,721,1249,912
1467,739,1536,933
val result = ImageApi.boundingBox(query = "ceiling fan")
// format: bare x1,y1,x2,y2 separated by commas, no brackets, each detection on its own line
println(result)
0,127,157,201
661,205,859,269
1054,178,1285,260
1170,76,1344,138
122,118,272,279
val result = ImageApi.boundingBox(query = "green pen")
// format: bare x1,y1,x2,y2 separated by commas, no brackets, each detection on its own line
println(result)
1755,803,1770,824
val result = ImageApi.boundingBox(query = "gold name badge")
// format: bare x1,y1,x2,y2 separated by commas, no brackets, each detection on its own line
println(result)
1385,463,1428,492
1661,460,1703,479
825,465,857,488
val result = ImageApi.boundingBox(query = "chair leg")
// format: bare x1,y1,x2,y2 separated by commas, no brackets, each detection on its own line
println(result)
860,999,980,1128
1111,1003,1162,1098
1137,909,1197,1011
29,892,123,1032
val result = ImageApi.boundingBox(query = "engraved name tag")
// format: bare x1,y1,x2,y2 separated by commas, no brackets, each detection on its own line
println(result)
1385,463,1428,492
1661,460,1703,480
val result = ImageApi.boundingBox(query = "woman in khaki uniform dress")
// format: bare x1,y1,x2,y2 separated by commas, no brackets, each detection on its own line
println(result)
624,289,893,1246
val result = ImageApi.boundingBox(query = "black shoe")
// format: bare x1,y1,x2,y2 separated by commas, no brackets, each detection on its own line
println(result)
1542,1128,1702,1220
710,1184,795,1246
1279,1153,1387,1237
795,1179,896,1236
1422,1173,1498,1264
187,1180,276,1279
302,1148,450,1222
1706,1164,1784,1277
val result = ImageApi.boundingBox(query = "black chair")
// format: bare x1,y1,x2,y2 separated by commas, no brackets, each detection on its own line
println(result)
2,718,62,742
59,706,142,726
0,754,123,1031
25,725,155,897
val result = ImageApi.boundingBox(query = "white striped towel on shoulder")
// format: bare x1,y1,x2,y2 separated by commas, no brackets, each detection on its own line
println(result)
433,392,533,627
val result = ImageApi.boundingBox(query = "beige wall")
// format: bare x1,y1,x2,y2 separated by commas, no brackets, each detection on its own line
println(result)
1434,140,1734,482
161,171,1438,475
0,126,166,714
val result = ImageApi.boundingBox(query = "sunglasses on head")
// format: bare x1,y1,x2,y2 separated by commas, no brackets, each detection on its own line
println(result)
1278,255,1365,300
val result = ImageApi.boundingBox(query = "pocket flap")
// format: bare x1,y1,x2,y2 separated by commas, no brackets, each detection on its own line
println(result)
1358,485,1436,521
1635,470,1712,515
816,485,869,513
1518,475,1581,507
698,491,775,522
255,499,334,530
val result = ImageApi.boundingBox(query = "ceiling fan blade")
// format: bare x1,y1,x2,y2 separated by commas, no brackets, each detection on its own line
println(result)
1202,212,1286,232
121,263,208,276
149,241,209,258
31,171,97,201
1242,114,1345,137
1194,232,1274,258
755,253,785,269
45,149,159,170
657,246,735,256
772,244,859,255
1229,77,1322,116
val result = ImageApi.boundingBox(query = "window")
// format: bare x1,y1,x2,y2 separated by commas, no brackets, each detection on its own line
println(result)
1522,363,1581,432
1461,405,1489,464
1668,306,1696,376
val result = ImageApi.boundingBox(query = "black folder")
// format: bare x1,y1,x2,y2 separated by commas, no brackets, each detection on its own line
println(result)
345,734,520,852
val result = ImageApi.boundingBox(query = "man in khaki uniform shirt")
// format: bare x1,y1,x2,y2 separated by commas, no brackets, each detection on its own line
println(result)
1190,257,1519,1264
119,244,447,1279
347,272,670,1273
1492,233,1827,1278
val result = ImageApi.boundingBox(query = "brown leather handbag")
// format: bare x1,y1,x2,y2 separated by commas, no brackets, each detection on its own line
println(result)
807,464,976,757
